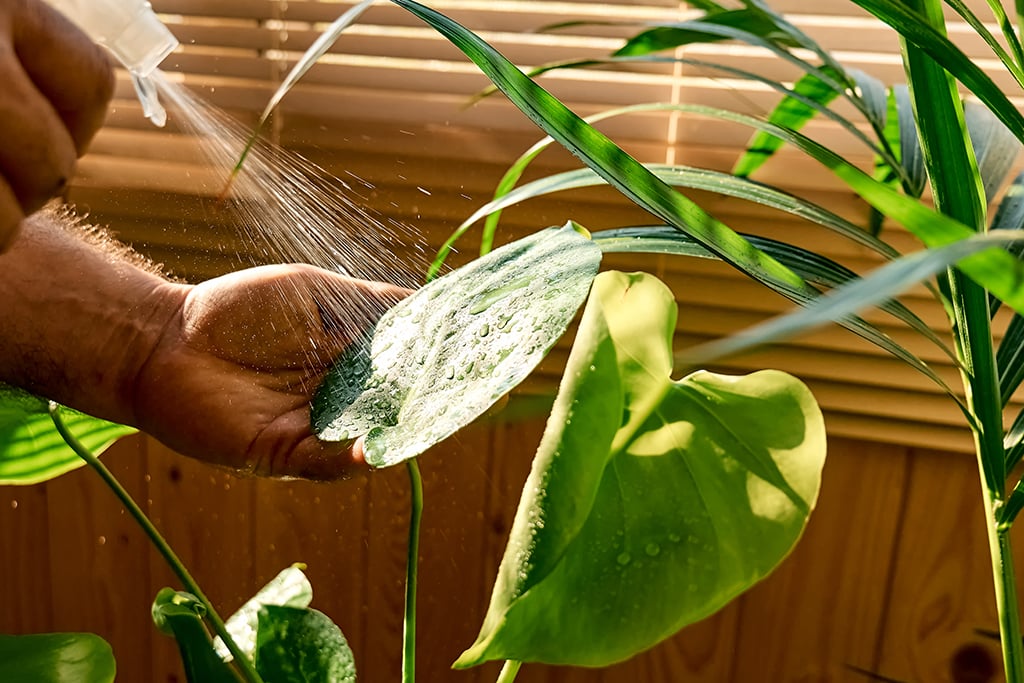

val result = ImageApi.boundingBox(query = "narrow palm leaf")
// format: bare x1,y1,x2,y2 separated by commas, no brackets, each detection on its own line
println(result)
850,0,1024,145
733,67,845,178
615,10,804,55
965,100,1021,204
678,231,1024,370
673,104,1024,310
593,226,955,364
1004,403,1024,470
461,164,900,261
615,20,851,105
991,171,1024,316
231,0,376,175
894,85,927,197
899,0,1005,498
946,0,1024,83
998,313,1024,405
438,68,905,277
981,0,1024,68
391,0,819,307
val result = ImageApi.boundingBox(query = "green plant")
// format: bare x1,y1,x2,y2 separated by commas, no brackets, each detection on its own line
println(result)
9,0,1024,682
406,0,1024,678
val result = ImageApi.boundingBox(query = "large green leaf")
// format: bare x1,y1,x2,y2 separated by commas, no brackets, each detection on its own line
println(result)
152,589,237,683
255,606,356,683
0,633,115,683
215,564,314,662
313,224,601,467
0,385,136,485
456,271,826,667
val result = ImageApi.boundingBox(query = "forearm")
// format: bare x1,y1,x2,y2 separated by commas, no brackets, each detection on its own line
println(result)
0,208,187,425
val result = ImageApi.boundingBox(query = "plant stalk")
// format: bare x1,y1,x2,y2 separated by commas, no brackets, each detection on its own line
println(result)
403,459,424,683
496,660,522,683
48,403,264,683
895,0,1022,674
991,504,1024,682
950,252,1023,683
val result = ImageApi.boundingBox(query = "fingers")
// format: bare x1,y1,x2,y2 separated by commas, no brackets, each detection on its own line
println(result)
9,0,114,155
245,410,369,481
0,1,115,248
0,51,75,215
0,182,23,252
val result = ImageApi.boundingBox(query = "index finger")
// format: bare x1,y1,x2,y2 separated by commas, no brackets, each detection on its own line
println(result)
9,0,115,155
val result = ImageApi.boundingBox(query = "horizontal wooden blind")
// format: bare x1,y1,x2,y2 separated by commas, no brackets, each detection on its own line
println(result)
65,0,1022,453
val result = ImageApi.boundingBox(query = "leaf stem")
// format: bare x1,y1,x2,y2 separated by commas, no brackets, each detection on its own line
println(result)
48,403,265,683
496,660,522,683
403,459,424,683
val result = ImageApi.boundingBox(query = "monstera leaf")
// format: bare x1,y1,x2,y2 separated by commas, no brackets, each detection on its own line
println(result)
255,606,357,683
313,224,602,467
456,271,827,667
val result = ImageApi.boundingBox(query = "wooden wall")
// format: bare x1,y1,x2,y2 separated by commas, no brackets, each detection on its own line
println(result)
0,417,1017,683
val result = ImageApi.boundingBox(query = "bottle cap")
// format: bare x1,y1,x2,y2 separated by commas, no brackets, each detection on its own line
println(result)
109,9,178,76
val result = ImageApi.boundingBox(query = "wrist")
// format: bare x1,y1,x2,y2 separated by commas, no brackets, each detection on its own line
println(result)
0,211,190,426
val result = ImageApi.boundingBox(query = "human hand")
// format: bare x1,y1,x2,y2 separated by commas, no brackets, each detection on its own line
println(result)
133,264,409,480
0,0,114,250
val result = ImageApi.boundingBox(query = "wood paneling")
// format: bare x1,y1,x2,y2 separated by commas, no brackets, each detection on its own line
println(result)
5,426,1021,682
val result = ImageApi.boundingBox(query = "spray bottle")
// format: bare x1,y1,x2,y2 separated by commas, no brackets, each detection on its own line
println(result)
42,0,179,126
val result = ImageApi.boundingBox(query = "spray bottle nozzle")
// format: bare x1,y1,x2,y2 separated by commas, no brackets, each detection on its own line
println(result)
42,0,179,126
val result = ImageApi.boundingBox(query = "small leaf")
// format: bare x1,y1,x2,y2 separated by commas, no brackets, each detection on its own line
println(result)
456,271,826,667
313,224,601,467
215,564,314,661
151,589,236,683
255,606,356,683
0,384,136,485
0,633,115,683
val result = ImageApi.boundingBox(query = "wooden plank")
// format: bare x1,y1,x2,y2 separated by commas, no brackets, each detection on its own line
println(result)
414,425,493,683
144,440,257,682
730,437,911,681
44,434,154,683
876,448,1011,682
360,461,412,681
0,481,53,634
